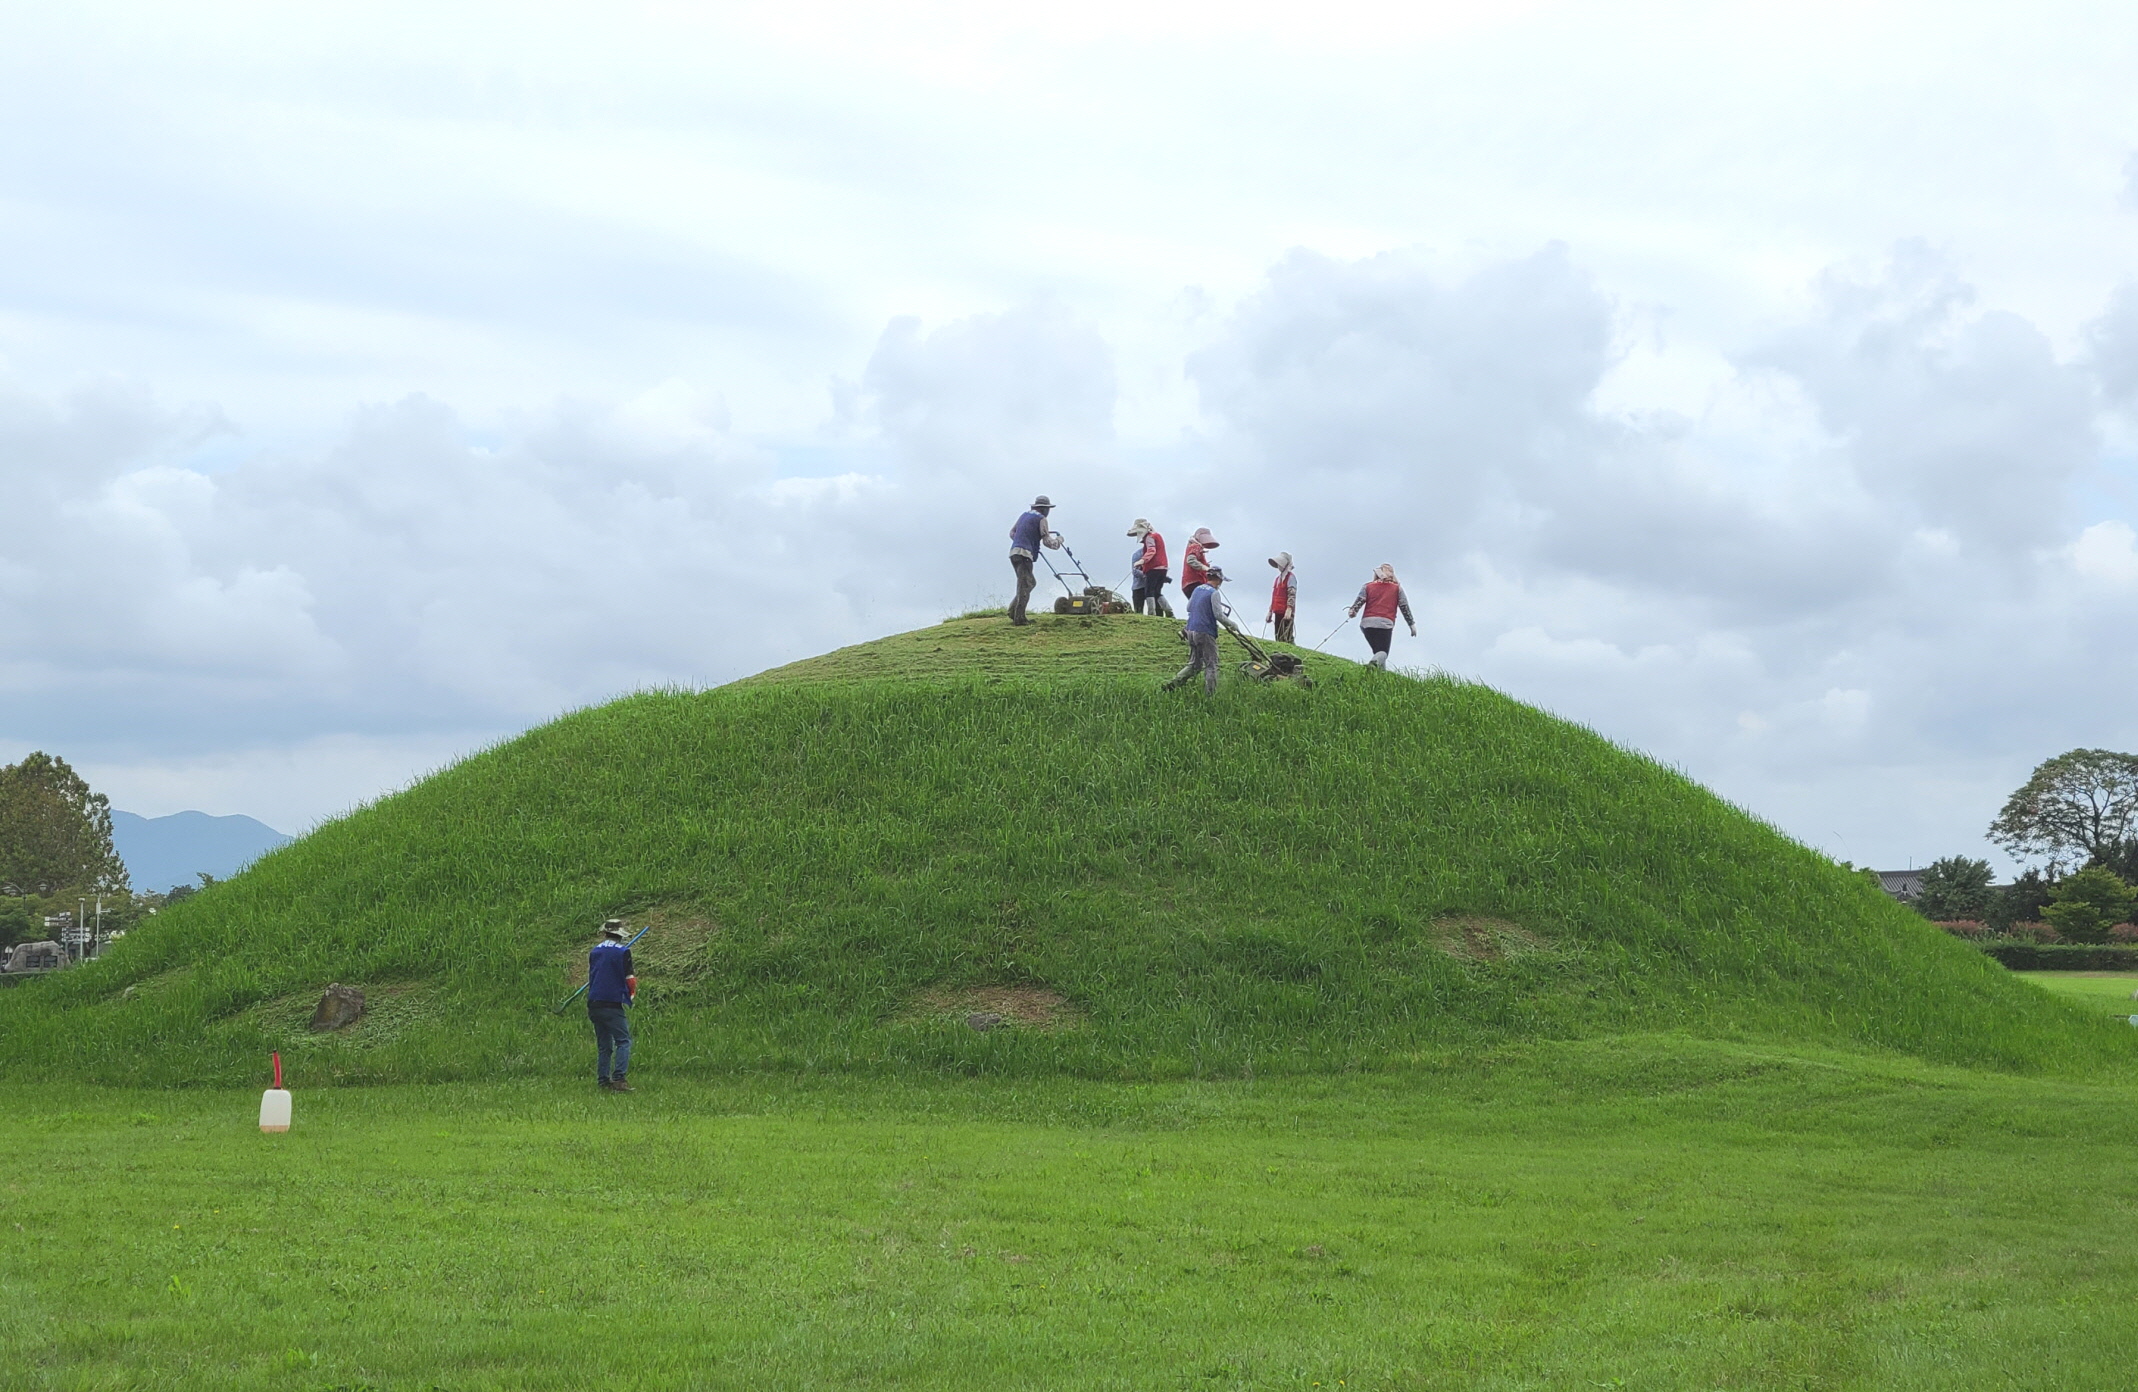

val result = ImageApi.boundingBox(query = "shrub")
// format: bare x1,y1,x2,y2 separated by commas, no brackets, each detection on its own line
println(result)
1935,920,1989,939
1981,941,2138,971
2042,866,2138,945
2004,922,2061,944
2111,923,2138,943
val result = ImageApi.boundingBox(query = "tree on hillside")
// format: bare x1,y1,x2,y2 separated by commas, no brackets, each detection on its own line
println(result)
1988,749,2138,871
2041,866,2138,945
0,752,129,896
1914,856,1994,921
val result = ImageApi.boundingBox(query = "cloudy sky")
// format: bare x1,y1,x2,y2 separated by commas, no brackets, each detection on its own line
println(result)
3,0,2136,872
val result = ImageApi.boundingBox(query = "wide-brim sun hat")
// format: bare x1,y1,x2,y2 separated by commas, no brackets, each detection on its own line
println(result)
1127,518,1151,536
1192,527,1218,546
1269,551,1292,570
1032,495,1054,511
1204,566,1226,582
600,919,628,939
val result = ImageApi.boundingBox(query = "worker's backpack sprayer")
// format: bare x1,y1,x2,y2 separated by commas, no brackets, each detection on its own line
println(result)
1038,532,1130,616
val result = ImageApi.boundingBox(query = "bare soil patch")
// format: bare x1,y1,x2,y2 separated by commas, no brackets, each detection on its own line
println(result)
1430,916,1551,962
911,985,1080,1031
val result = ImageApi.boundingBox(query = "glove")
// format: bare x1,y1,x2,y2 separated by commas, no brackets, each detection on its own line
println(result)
1409,625,1418,637
625,974,637,1004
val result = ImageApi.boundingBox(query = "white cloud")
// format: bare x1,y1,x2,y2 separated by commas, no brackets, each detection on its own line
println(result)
2070,521,2138,585
4,1,2138,872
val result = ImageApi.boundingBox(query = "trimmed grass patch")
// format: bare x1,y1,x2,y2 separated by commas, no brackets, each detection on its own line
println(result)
6,1037,2138,1389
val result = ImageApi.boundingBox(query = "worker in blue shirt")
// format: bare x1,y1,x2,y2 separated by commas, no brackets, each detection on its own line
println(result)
586,919,637,1092
1162,566,1226,695
1007,495,1058,625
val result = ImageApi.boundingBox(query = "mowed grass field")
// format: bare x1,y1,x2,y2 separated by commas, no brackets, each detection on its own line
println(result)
8,1036,2138,1391
2016,972,2138,1017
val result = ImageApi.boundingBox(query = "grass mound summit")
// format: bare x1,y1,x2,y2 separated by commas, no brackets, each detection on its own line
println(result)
4,615,2123,1084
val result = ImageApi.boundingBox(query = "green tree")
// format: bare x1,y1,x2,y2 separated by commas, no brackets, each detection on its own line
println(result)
0,752,129,896
1914,856,1994,921
1986,868,2054,933
1989,749,2138,870
2041,866,2137,945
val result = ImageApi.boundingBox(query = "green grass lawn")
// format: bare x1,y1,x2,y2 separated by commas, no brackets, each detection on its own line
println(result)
9,1036,2138,1390
2016,971,2138,1018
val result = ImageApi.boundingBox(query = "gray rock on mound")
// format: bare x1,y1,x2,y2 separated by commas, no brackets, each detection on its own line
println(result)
310,984,366,1032
966,1012,1005,1032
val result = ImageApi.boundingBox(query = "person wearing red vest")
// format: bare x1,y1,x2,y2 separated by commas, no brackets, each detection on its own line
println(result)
1127,518,1174,616
1182,527,1218,596
1266,551,1298,643
1346,563,1416,669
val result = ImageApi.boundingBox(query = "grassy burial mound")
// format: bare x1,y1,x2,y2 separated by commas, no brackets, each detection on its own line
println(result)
2,615,2123,1084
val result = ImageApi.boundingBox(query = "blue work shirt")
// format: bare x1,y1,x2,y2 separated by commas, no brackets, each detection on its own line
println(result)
1186,583,1222,636
587,940,635,1006
1009,509,1047,555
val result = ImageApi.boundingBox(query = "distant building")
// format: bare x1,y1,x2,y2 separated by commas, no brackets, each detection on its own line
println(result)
1876,869,1923,901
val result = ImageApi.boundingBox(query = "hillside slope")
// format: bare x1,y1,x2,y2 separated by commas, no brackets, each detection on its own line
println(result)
4,614,2123,1083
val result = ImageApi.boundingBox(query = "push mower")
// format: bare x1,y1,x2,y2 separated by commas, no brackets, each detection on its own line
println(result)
1218,612,1311,685
1039,535,1131,615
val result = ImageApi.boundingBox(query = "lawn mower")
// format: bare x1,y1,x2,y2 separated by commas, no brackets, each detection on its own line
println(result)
1038,533,1131,615
1218,612,1311,684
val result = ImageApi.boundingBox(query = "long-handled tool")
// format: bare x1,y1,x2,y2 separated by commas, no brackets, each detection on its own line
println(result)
1310,611,1350,652
554,924,650,1012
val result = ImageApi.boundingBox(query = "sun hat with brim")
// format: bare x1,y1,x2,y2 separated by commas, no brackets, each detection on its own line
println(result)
1031,495,1054,511
1269,552,1292,570
600,920,628,939
1127,518,1152,537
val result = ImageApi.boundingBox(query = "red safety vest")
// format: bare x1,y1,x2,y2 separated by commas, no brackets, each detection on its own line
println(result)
1139,531,1168,572
1184,539,1211,586
1360,580,1402,622
1270,571,1295,615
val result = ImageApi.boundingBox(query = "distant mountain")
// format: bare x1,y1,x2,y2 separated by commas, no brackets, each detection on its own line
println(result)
110,811,293,894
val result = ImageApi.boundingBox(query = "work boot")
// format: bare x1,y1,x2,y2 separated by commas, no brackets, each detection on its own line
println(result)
608,1075,635,1093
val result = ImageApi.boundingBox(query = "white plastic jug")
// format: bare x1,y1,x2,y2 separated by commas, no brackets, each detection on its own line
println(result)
260,1051,291,1132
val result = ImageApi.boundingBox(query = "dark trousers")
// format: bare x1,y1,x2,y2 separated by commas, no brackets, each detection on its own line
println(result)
1009,555,1037,624
1273,611,1295,643
589,1003,632,1080
1135,570,1171,616
1166,631,1220,694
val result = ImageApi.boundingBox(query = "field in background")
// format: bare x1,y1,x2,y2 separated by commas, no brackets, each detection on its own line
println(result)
7,1035,2138,1390
2016,971,2138,1017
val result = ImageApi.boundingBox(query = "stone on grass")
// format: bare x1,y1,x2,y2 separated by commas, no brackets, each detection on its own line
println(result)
966,1012,1005,1032
310,983,366,1032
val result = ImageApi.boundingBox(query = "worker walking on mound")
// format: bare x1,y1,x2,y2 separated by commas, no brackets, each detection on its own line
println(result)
1266,551,1298,644
587,919,638,1092
1163,566,1227,695
1127,518,1173,616
1007,495,1060,625
1347,563,1416,669
1182,527,1219,597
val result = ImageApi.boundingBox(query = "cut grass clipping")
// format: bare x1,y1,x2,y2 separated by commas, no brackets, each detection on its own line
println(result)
1,614,2125,1084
